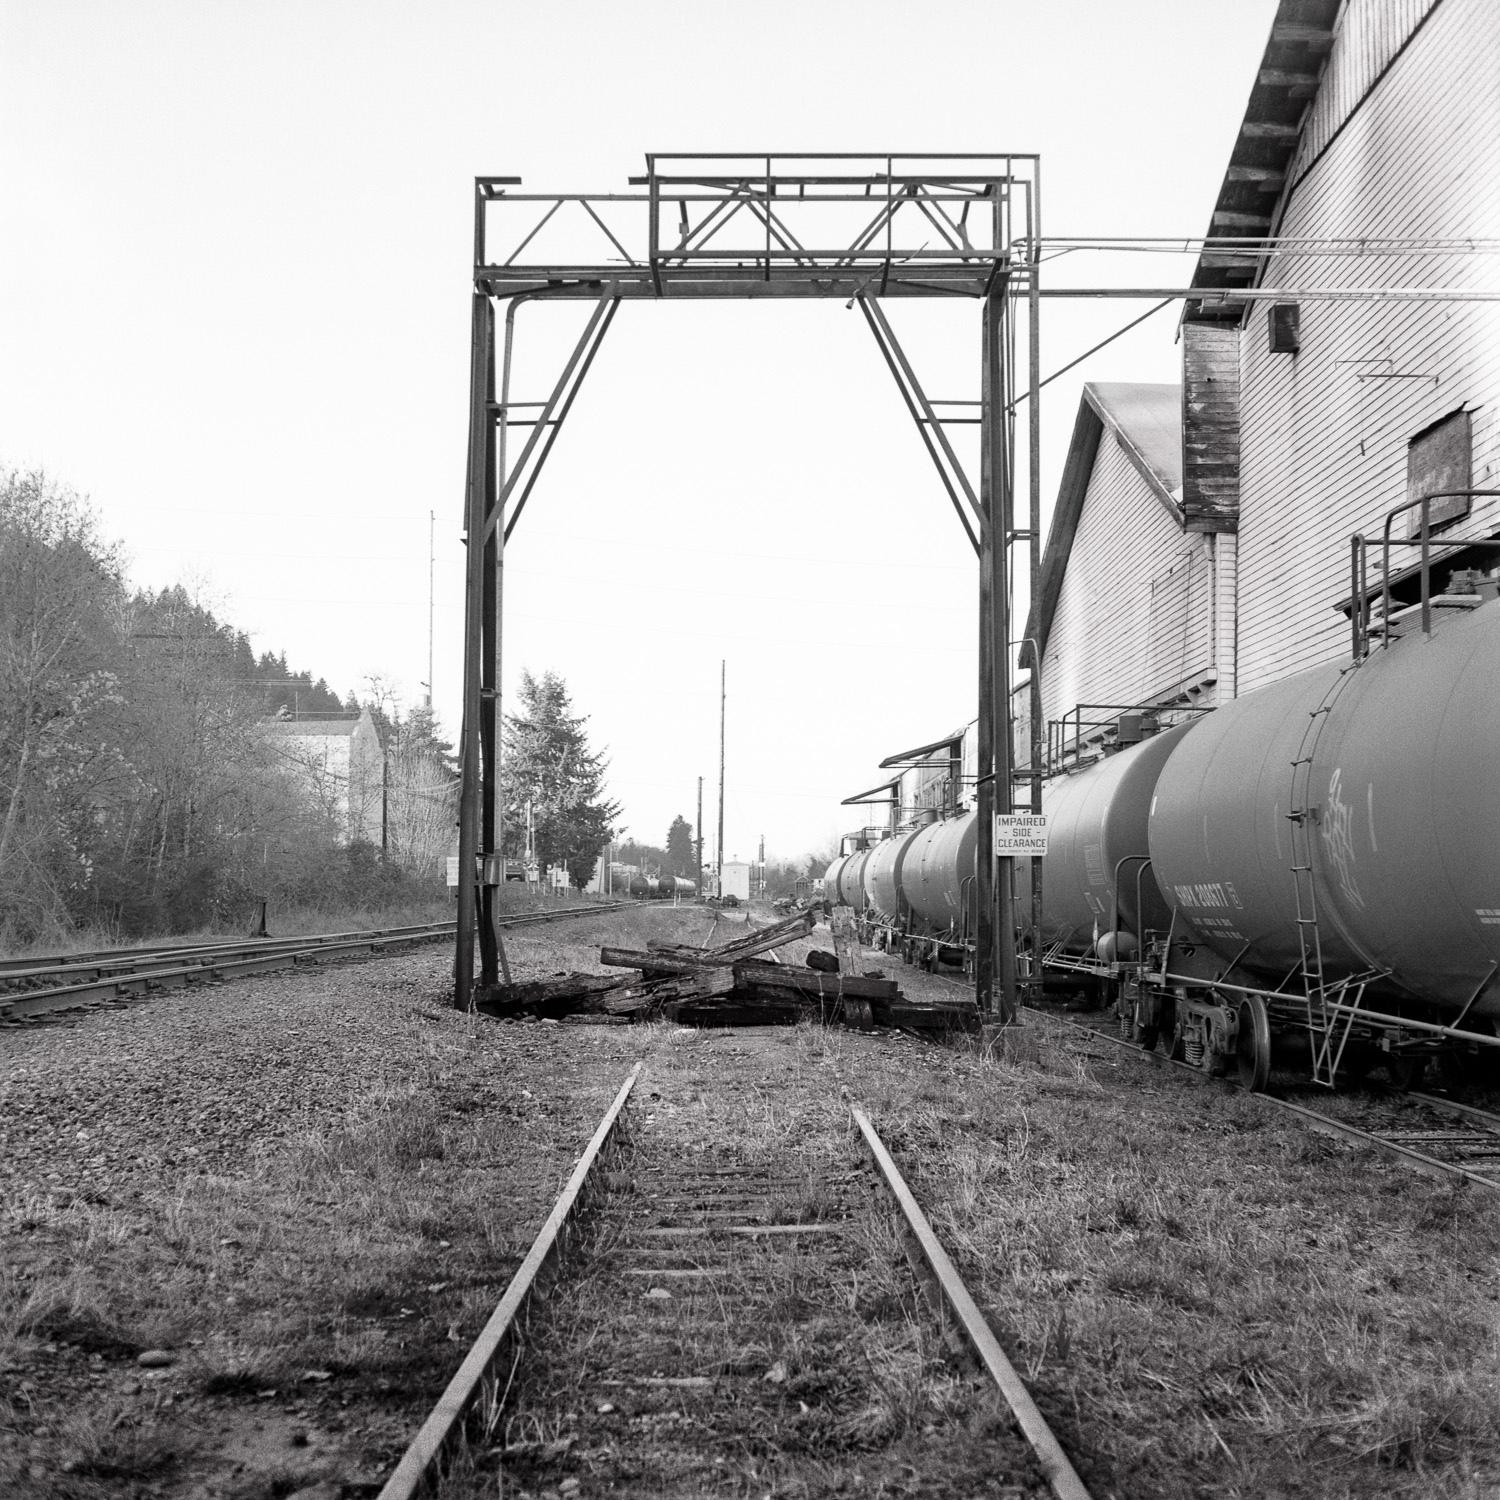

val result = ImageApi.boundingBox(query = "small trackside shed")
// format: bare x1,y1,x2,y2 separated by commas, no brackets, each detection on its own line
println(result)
1183,0,1500,693
1027,383,1237,766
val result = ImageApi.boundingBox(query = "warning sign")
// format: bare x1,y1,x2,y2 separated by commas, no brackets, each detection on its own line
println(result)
995,814,1049,855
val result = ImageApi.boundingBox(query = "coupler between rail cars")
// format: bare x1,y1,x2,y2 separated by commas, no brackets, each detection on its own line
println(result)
857,914,971,977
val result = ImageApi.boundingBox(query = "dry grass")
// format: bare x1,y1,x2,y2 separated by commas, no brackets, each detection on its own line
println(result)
9,904,1494,1497
814,1015,1500,1499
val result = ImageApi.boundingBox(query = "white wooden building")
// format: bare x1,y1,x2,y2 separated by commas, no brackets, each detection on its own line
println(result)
263,707,383,845
1027,383,1236,767
839,0,1500,825
1183,0,1500,693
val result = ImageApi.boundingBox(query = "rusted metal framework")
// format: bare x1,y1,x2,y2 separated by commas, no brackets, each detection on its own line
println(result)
455,153,1044,1019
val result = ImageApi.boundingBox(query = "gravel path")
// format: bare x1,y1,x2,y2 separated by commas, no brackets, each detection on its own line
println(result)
0,953,456,1203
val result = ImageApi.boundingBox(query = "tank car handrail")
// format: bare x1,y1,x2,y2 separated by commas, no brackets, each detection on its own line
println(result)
1107,855,1152,959
1376,489,1500,642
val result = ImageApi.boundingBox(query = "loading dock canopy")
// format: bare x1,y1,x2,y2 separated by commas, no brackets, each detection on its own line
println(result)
841,778,902,806
878,732,965,769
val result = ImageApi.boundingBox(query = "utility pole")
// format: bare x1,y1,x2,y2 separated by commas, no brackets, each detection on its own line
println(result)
695,776,704,896
717,661,725,900
758,833,765,900
427,510,435,709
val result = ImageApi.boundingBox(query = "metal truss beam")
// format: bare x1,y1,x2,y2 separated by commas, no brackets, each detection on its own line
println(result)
474,154,1030,304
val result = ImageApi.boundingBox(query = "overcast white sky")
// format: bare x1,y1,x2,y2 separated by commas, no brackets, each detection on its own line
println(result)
1,0,1278,864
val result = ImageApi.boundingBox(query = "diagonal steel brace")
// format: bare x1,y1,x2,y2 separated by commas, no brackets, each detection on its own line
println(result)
858,294,983,552
482,288,619,544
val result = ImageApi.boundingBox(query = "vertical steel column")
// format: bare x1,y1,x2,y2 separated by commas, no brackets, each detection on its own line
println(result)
1026,175,1044,998
477,304,501,988
454,290,494,1008
978,285,1019,1023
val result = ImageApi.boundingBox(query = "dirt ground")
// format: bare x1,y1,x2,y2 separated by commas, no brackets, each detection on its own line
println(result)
3,903,1498,1499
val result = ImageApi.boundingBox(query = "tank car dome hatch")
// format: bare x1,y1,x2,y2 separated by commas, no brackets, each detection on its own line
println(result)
1148,596,1500,1017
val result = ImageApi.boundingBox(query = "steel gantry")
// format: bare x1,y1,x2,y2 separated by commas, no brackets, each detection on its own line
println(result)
454,153,1045,1020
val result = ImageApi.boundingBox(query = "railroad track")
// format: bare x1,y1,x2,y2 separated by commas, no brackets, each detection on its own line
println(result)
1030,1005,1500,1194
0,902,637,1024
378,1057,1091,1500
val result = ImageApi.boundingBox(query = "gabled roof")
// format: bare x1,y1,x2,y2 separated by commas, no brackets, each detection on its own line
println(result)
1025,383,1183,666
1184,0,1339,323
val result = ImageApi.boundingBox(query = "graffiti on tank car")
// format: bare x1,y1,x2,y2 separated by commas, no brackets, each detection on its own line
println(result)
1321,767,1364,909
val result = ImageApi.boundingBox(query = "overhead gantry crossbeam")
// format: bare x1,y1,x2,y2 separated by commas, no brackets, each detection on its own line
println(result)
473,154,1020,302
455,154,1042,1026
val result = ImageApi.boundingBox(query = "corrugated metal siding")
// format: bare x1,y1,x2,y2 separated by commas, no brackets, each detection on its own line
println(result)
1238,0,1500,693
1288,0,1442,182
1041,432,1219,729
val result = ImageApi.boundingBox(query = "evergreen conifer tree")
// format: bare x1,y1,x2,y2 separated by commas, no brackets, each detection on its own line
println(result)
502,671,620,888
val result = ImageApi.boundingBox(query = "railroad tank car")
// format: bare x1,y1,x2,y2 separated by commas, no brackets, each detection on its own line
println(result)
1025,721,1193,958
823,853,849,904
1149,595,1500,1019
837,846,875,909
621,873,651,899
902,810,979,933
833,590,1500,1086
863,827,924,923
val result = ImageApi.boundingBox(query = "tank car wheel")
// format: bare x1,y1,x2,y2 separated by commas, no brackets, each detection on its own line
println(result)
1389,1053,1427,1091
1160,1002,1184,1061
1235,995,1272,1092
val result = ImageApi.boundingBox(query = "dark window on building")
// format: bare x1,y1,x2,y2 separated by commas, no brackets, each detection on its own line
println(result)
1268,302,1300,353
1407,409,1473,536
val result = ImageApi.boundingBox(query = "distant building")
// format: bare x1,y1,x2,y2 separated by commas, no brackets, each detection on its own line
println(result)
263,708,383,844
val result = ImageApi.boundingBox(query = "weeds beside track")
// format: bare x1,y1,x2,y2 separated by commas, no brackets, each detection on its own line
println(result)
1031,1005,1500,1195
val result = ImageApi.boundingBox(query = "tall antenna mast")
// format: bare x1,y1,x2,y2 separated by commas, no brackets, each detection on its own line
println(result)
717,660,725,899
426,510,435,708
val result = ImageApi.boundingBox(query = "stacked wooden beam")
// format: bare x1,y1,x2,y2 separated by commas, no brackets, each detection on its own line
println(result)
478,907,977,1031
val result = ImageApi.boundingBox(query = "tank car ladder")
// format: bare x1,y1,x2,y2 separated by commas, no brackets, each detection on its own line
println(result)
1286,665,1362,1087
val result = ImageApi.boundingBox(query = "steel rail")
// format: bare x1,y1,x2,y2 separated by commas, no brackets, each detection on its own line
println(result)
1028,1009,1500,1195
0,925,451,987
1,904,639,1021
378,1062,642,1500
850,1105,1094,1500
0,921,463,980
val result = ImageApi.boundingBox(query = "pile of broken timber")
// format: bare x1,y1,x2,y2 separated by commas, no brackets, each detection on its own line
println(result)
478,908,978,1032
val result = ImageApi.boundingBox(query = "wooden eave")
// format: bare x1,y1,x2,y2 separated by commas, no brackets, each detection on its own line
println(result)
1183,0,1339,325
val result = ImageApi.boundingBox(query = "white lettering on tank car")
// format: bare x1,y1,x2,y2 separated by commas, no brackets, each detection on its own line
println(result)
1174,882,1231,909
1366,782,1378,853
